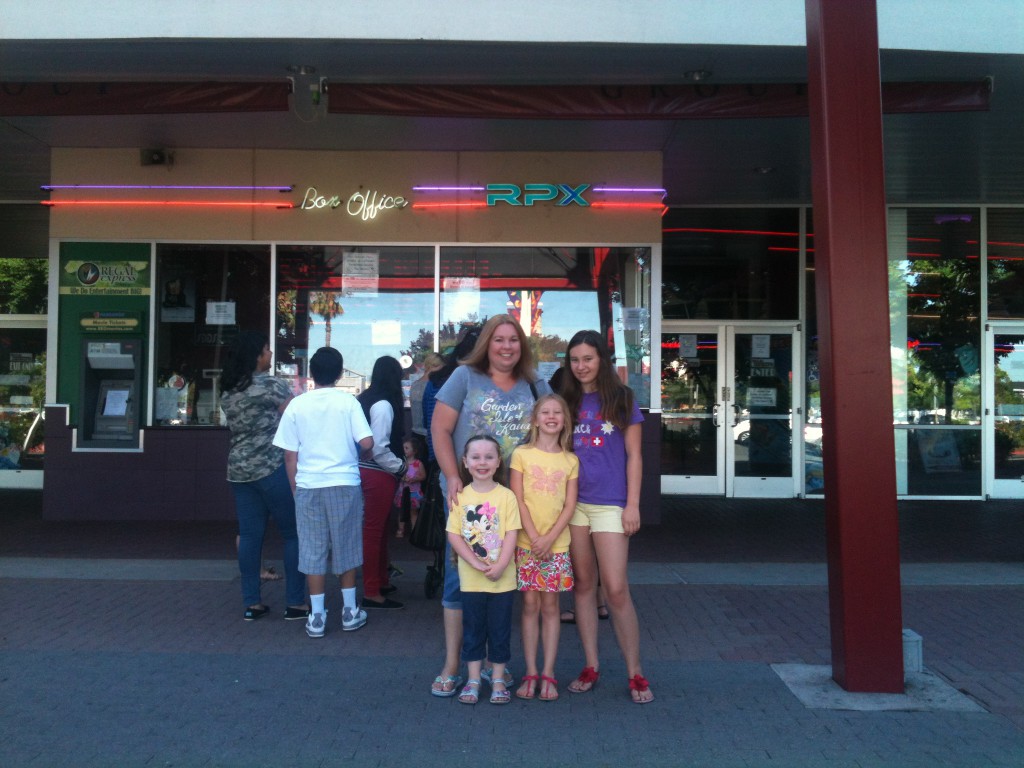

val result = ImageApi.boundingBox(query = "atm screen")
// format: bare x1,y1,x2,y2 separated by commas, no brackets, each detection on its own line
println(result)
102,389,130,417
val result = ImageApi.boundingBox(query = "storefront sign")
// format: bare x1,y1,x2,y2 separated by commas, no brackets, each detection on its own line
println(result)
299,186,408,220
80,311,142,332
60,261,149,296
412,184,664,210
486,183,589,207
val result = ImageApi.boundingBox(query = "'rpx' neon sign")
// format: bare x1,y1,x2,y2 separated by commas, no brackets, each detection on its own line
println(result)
486,183,589,207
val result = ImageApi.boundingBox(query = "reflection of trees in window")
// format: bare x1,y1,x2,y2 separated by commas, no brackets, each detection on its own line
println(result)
900,218,984,424
0,258,47,314
307,292,344,348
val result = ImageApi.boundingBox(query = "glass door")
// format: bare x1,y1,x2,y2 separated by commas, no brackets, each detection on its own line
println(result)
0,314,47,489
661,323,800,496
660,326,724,494
986,323,1024,498
729,328,799,497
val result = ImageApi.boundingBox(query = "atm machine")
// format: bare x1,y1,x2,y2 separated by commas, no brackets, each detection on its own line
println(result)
78,339,143,448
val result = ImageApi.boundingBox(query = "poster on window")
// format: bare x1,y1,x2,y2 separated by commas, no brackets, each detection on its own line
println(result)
342,252,379,297
751,334,771,359
160,274,195,323
917,430,962,473
443,277,481,323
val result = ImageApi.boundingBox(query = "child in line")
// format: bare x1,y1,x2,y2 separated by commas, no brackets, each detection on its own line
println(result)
394,436,427,538
446,434,522,705
273,347,374,638
509,395,579,701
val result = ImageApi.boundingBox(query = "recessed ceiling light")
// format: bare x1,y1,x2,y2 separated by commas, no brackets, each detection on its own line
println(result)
755,167,776,175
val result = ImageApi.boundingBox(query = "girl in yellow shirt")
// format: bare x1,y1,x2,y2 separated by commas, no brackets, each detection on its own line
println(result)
509,394,579,702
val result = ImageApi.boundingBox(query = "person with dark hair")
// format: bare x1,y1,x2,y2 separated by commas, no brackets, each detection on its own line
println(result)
423,328,481,463
561,330,653,704
410,352,444,439
221,331,307,622
428,315,551,697
162,277,189,308
357,355,407,609
273,347,374,637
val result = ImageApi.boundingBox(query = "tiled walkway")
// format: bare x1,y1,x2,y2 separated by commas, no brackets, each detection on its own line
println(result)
1,491,1022,767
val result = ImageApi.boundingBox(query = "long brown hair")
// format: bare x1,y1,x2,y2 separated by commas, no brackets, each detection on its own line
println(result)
460,314,536,382
560,330,634,431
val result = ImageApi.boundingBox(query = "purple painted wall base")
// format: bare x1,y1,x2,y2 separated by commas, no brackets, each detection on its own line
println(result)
43,406,234,521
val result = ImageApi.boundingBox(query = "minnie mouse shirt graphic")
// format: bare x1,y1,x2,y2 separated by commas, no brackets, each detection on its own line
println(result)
446,483,521,593
462,503,503,562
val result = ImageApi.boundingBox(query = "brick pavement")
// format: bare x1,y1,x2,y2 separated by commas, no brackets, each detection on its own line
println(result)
2,491,1024,766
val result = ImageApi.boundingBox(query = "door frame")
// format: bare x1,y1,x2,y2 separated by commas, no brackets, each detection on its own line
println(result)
984,321,1024,498
0,313,47,490
660,320,803,497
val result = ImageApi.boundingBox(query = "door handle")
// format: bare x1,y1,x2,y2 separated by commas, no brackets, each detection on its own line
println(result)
712,404,720,427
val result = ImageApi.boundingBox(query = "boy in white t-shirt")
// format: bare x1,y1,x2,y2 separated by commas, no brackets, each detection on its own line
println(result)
273,347,374,637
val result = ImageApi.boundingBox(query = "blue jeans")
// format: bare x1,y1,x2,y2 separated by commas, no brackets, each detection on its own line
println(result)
233,463,305,607
460,590,515,664
439,473,462,609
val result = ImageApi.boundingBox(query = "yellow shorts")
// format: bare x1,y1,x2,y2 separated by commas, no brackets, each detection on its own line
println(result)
570,502,624,534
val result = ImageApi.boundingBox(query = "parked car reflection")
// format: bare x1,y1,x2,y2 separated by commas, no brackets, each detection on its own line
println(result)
732,418,823,448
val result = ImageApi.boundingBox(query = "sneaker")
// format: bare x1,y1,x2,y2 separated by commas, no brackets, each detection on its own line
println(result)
342,606,368,631
362,597,404,610
387,563,404,579
305,611,326,638
284,606,310,621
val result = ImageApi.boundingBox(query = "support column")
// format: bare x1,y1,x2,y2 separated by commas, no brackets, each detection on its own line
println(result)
805,0,904,692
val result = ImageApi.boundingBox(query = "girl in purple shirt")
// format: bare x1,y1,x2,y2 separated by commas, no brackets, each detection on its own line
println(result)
559,330,653,704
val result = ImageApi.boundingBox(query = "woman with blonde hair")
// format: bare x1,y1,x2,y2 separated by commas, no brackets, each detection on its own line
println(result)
428,314,551,696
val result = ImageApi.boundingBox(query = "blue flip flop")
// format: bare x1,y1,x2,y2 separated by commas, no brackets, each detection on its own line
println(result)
430,674,464,698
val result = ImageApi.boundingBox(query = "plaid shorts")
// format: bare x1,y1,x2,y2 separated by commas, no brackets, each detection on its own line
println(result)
295,485,364,575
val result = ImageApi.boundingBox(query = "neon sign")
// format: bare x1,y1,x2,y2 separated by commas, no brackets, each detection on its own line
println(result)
300,186,408,220
411,184,666,210
486,183,590,207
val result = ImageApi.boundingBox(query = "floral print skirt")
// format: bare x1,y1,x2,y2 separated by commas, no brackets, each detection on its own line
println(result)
515,547,574,592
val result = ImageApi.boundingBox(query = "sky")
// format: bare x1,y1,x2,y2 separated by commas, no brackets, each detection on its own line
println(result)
302,288,601,379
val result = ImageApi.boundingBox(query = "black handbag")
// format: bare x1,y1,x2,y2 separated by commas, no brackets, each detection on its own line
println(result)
409,461,447,552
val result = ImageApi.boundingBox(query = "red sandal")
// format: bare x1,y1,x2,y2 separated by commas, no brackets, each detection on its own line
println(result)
516,674,539,700
629,674,654,704
539,674,559,701
568,666,600,694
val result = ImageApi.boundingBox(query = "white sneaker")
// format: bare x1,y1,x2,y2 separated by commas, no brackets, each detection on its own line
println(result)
306,611,326,638
342,606,367,631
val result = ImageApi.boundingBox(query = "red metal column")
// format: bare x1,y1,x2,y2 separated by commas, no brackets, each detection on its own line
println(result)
805,0,904,692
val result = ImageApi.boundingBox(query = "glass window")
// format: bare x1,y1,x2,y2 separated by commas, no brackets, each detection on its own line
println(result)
662,209,800,321
0,258,48,314
0,324,46,470
439,246,652,405
153,244,271,425
804,210,824,494
987,208,1024,318
889,208,981,425
275,245,435,395
888,208,981,496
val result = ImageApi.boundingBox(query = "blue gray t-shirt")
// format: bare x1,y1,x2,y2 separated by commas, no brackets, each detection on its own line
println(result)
435,365,551,465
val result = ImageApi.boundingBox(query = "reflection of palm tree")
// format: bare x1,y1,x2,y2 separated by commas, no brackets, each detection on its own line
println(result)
308,292,344,348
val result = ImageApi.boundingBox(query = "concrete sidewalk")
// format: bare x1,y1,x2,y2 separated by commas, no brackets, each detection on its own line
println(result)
2,493,1023,766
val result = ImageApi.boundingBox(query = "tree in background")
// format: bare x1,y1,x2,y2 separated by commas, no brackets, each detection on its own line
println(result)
307,292,344,349
0,258,47,314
